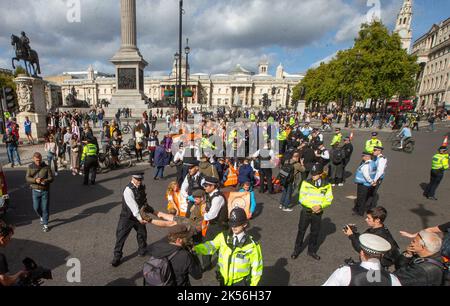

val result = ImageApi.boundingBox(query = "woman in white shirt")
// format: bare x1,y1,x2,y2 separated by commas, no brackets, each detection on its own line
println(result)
44,135,58,176
134,126,145,162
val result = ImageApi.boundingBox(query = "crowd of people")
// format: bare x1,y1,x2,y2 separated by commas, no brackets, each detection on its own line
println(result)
0,106,449,287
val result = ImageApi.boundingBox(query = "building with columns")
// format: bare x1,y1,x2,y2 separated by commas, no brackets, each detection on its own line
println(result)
412,17,450,111
54,60,303,111
394,0,413,53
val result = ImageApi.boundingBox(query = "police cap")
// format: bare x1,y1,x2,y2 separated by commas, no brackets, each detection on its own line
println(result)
362,151,372,157
439,146,448,152
371,132,378,137
132,173,144,180
310,163,324,176
229,207,248,228
374,146,384,151
202,176,219,187
359,233,391,255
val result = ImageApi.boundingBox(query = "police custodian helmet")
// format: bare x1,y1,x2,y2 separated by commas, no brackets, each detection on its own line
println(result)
229,207,248,228
359,233,391,256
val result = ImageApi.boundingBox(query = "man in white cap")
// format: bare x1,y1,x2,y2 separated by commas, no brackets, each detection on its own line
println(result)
323,233,401,286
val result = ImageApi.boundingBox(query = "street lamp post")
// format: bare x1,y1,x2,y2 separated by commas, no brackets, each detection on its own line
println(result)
177,0,184,117
185,38,190,110
174,52,179,108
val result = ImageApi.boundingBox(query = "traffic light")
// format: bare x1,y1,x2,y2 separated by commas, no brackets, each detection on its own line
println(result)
2,87,17,113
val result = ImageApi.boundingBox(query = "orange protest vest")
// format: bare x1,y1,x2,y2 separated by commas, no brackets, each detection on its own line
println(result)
167,191,189,217
223,163,238,187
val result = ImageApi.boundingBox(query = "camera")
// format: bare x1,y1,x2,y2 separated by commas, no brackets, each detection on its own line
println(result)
343,224,358,233
18,257,52,286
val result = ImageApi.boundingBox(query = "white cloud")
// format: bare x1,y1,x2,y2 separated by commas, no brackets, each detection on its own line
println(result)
0,0,392,76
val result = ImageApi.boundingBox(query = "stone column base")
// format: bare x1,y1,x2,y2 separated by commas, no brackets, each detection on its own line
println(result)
16,112,47,141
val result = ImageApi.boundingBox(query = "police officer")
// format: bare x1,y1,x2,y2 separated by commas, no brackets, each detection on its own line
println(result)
353,152,376,216
252,143,276,194
323,234,401,286
194,207,263,286
202,176,229,270
291,163,333,261
112,174,156,267
330,128,342,147
368,146,387,209
180,160,204,202
365,132,383,154
423,146,449,200
81,137,98,185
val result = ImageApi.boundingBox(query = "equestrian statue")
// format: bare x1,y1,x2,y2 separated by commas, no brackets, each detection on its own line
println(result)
11,32,41,77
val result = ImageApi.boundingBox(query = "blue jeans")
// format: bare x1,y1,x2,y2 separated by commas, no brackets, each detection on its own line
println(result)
8,145,21,165
32,189,50,225
280,183,293,208
154,166,165,178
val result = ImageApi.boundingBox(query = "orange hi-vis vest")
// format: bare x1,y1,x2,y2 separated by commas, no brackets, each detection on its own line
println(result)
167,191,189,217
224,163,238,187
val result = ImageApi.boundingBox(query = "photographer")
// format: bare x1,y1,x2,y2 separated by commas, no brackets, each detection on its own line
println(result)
343,207,400,268
0,222,28,286
147,224,202,286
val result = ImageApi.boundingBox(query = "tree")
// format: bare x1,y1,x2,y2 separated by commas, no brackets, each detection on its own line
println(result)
295,20,420,110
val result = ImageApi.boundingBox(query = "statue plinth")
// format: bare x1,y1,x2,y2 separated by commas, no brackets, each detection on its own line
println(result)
14,75,47,140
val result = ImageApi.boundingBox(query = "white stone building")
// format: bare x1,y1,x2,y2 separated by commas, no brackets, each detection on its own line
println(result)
412,17,450,111
55,60,304,112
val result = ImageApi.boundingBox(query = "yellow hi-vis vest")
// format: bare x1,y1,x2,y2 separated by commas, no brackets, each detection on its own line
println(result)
299,180,333,210
330,133,342,146
365,138,382,154
81,143,97,161
289,117,295,126
194,232,263,286
277,130,287,141
431,153,449,170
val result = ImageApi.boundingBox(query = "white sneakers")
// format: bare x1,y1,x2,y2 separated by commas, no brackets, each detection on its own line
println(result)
282,207,294,212
338,183,344,187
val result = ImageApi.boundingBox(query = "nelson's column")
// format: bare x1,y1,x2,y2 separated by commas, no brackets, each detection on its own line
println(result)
110,0,148,113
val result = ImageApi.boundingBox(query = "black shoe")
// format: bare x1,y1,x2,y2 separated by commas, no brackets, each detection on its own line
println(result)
83,182,89,186
111,258,121,267
91,181,95,185
153,177,159,180
427,197,438,201
308,253,321,261
138,250,147,257
291,252,300,260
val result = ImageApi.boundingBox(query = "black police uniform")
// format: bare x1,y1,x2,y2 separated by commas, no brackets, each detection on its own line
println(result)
258,149,273,193
113,182,149,260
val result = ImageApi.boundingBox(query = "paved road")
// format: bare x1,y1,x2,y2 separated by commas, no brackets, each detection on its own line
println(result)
0,122,449,286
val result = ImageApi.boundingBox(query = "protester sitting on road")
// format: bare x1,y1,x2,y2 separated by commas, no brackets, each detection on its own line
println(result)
239,181,257,218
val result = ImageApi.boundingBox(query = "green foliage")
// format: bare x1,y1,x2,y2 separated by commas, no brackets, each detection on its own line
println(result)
296,21,420,108
0,72,16,91
14,66,27,77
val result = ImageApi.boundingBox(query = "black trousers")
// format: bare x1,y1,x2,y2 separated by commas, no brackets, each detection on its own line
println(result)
354,184,372,216
83,157,98,184
293,209,323,254
367,179,383,209
259,168,273,193
113,216,147,259
424,169,444,198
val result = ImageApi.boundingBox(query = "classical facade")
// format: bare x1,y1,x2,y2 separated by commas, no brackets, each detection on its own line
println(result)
394,0,413,53
56,60,304,112
412,17,450,111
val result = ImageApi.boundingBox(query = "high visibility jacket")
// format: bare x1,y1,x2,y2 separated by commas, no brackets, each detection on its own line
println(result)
194,232,263,286
167,191,188,217
223,163,238,187
330,133,342,146
277,130,287,141
289,117,295,126
228,130,237,144
299,180,333,210
354,160,377,186
365,138,382,154
431,153,449,170
81,143,97,161
250,114,256,122
200,137,216,150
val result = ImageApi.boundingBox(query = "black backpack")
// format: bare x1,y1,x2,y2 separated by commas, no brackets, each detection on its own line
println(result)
143,250,180,286
278,162,295,187
332,148,344,164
